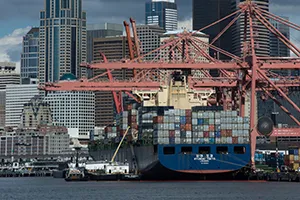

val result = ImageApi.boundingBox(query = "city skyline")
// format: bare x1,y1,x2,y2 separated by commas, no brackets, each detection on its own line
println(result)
0,0,299,71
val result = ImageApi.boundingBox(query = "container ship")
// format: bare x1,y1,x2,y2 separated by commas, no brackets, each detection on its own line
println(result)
89,72,252,180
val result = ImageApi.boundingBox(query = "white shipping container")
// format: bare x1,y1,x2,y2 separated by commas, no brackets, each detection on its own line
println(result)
209,132,215,137
243,130,249,137
175,130,180,136
221,124,226,129
232,130,238,137
215,112,221,118
227,137,232,144
244,137,250,143
192,119,198,125
221,111,226,117
204,125,209,131
186,138,192,144
237,117,243,124
175,109,180,116
175,138,181,144
198,131,204,138
243,124,250,130
169,116,175,123
238,124,243,130
209,119,215,125
163,116,169,123
175,116,180,123
164,110,169,115
169,109,175,116
164,124,169,130
198,126,204,131
295,155,299,161
238,137,244,144
208,112,214,118
215,119,221,124
192,112,198,119
215,138,221,144
197,112,204,118
180,110,185,116
164,131,169,137
122,111,128,117
186,131,192,138
221,137,227,144
169,123,175,130
204,138,209,144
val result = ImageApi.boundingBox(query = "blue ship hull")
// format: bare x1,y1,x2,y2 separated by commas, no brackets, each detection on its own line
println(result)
90,143,251,180
157,144,251,174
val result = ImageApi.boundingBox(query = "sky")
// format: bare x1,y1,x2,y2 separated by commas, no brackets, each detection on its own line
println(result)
0,0,299,71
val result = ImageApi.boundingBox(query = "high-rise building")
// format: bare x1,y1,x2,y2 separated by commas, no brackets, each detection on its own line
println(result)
39,0,87,84
145,0,178,31
43,75,95,140
87,23,123,63
270,17,291,76
192,0,232,59
0,62,20,127
136,25,166,60
0,62,20,90
93,37,133,126
21,27,39,82
270,18,290,58
5,84,39,128
232,0,270,57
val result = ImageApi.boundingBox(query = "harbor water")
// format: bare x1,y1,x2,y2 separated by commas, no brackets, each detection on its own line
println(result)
0,178,299,200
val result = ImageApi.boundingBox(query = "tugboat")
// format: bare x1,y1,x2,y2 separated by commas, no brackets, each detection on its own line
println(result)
65,167,89,181
65,146,89,181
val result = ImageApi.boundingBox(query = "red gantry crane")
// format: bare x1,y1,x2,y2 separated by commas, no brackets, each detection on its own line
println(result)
40,1,300,168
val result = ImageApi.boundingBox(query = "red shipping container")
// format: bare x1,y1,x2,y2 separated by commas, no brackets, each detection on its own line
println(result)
221,130,227,137
169,130,175,138
180,125,186,131
209,125,215,132
186,124,192,131
185,109,192,117
232,137,238,144
153,116,163,123
204,131,209,138
186,118,192,124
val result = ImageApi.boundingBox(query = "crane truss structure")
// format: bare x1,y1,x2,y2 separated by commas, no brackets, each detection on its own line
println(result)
40,1,300,167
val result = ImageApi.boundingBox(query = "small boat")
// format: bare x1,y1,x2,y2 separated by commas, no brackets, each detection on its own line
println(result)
64,167,89,181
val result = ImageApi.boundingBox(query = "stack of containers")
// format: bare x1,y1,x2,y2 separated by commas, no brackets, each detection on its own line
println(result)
285,148,300,170
152,107,174,145
191,107,250,145
127,105,139,141
138,106,159,142
104,126,117,139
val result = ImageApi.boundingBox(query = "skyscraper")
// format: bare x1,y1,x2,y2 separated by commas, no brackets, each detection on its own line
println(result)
87,23,123,63
39,0,87,84
136,25,166,61
93,36,133,127
270,18,290,58
145,0,178,31
192,0,232,59
21,27,39,82
231,0,270,57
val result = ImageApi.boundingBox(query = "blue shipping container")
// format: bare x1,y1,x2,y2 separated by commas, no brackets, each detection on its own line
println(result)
180,116,186,124
197,119,204,125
